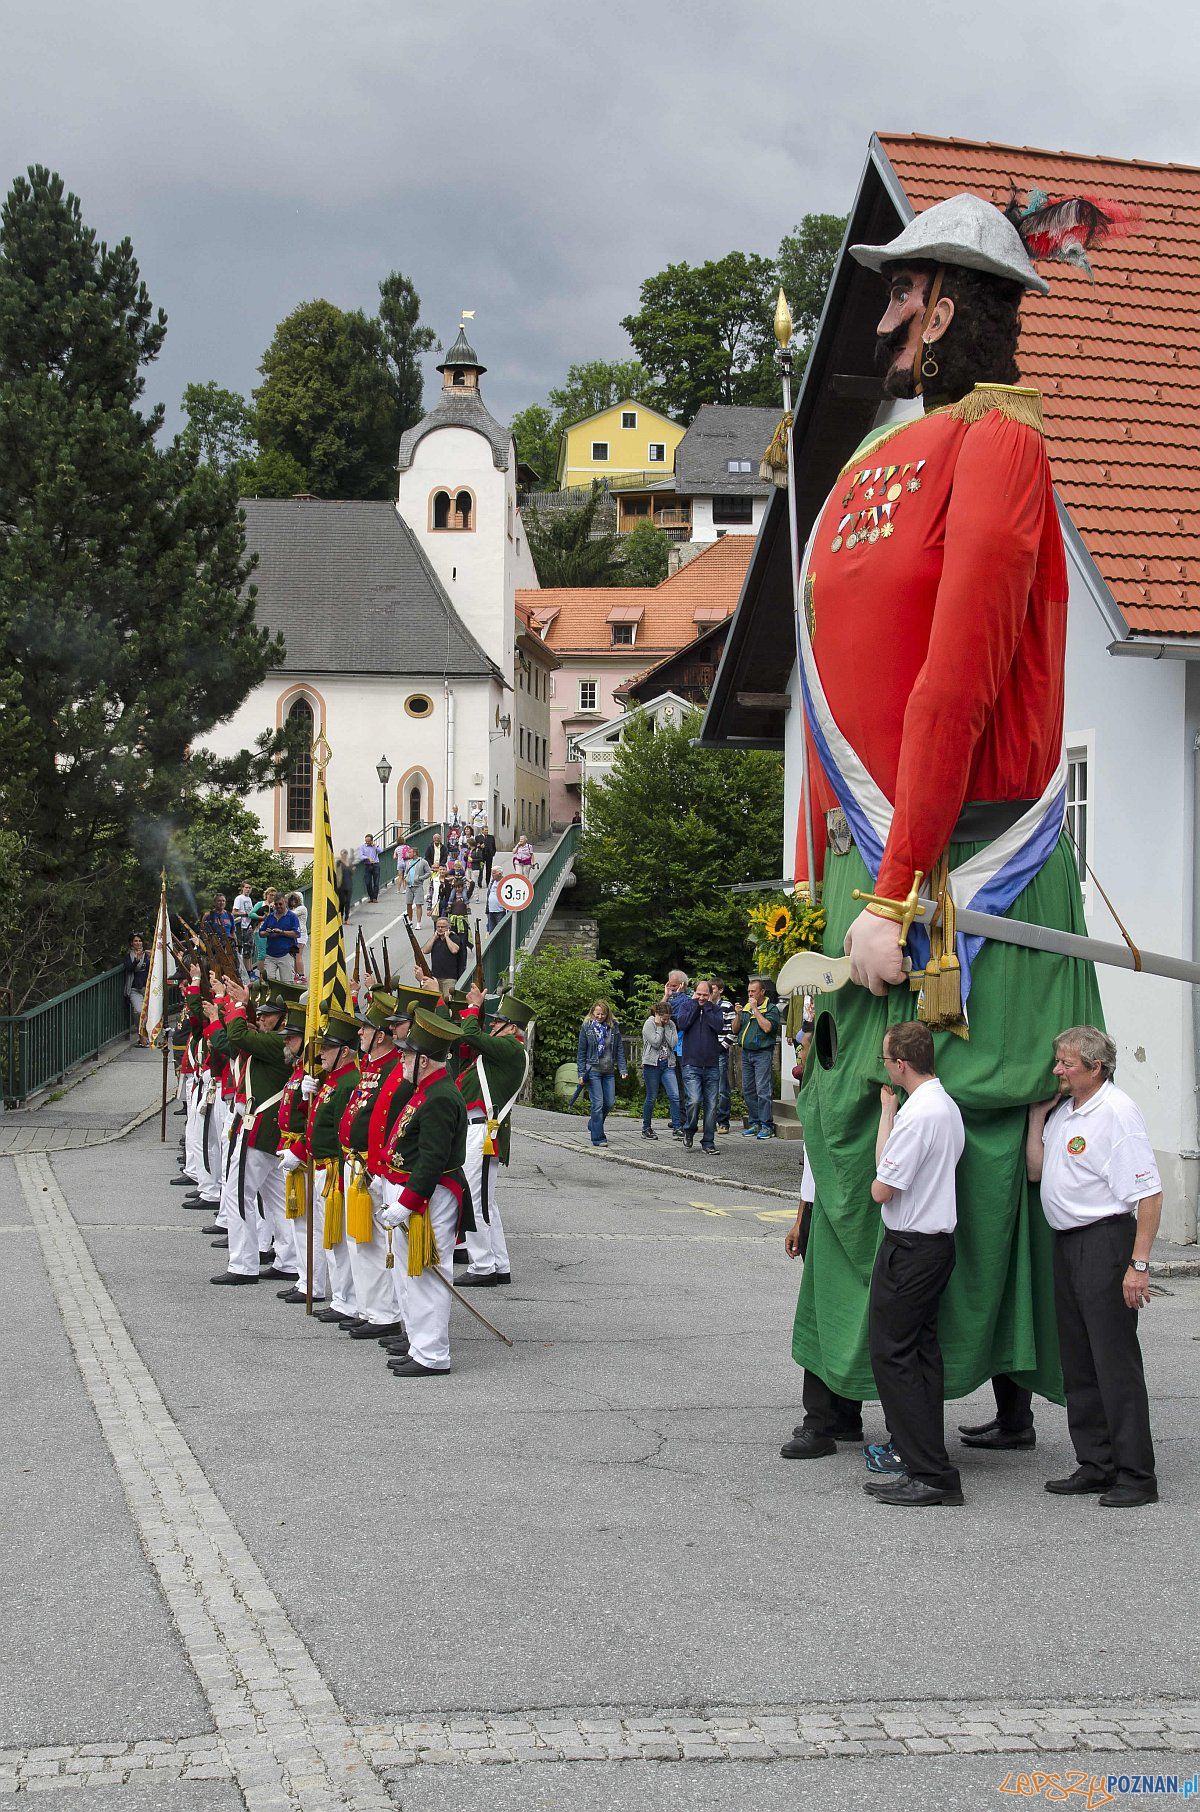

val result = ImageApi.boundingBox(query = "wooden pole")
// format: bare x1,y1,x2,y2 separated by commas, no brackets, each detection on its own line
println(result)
305,1035,319,1315
160,1035,169,1141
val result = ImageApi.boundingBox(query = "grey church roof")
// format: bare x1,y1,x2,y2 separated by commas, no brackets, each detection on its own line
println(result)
238,498,500,680
674,404,780,497
397,385,511,473
437,324,485,374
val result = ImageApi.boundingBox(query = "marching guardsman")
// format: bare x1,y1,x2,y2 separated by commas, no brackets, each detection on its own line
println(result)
275,1004,315,1295
176,973,207,1189
277,1010,361,1307
209,980,294,1285
336,989,406,1336
379,1010,469,1378
455,984,535,1287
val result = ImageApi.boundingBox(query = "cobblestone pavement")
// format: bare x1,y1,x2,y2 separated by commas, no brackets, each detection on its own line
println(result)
0,1046,163,1155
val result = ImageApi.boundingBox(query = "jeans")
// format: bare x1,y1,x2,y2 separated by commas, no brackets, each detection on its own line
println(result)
364,863,380,902
741,1045,775,1129
486,909,505,933
584,1069,616,1144
642,1062,681,1132
681,1062,720,1149
716,1050,732,1126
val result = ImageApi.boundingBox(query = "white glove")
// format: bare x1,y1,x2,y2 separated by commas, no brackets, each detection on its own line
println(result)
368,1175,388,1207
380,1203,410,1231
278,1149,302,1174
300,1074,320,1098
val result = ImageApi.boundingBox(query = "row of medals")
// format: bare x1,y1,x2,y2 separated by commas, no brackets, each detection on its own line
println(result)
830,457,925,552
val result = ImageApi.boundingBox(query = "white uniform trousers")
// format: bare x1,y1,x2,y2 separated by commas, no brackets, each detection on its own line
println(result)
215,1100,238,1231
403,1183,460,1371
222,1123,258,1277
462,1122,511,1278
290,1164,329,1299
321,1162,357,1314
182,1077,204,1182
344,1163,401,1325
197,1091,224,1205
245,1145,295,1272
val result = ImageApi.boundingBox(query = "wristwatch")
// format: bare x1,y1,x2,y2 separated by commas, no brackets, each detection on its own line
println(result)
1130,1259,1150,1274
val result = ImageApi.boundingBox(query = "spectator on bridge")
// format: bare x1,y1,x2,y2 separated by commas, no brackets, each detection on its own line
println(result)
335,850,354,921
232,882,255,958
123,934,150,1045
478,824,497,888
288,891,308,983
358,834,381,903
420,917,464,995
428,829,446,872
202,895,234,942
401,846,432,927
485,873,505,933
577,1001,628,1148
513,834,536,878
260,895,300,985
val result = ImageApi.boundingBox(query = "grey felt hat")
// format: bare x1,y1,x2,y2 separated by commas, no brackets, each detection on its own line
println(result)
850,193,1049,295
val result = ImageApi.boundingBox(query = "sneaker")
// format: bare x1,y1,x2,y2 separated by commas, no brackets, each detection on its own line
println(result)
742,1124,760,1137
717,1123,730,1135
700,1144,717,1156
756,1126,774,1140
864,1441,906,1476
641,1128,659,1141
591,1138,609,1148
683,1132,694,1150
670,1128,684,1139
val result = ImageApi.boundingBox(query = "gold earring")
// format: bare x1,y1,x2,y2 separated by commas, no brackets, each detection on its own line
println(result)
921,341,939,379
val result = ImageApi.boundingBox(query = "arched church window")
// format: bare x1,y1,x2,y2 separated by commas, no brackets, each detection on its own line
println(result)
432,490,451,529
285,696,314,834
454,490,473,530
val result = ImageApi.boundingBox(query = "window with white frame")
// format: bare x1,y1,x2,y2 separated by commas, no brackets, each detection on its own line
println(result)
611,622,635,646
648,442,665,463
591,442,609,462
726,458,753,473
1065,741,1092,886
578,679,598,712
621,410,637,429
567,736,582,762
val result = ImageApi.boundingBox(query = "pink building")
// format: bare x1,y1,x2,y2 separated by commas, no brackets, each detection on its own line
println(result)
518,536,753,827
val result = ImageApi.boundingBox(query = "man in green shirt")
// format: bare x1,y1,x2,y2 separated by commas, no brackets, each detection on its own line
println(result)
212,984,293,1283
739,976,781,1140
455,985,534,1287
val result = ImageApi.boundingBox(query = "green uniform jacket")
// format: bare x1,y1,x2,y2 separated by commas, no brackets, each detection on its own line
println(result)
225,1012,291,1152
310,1065,360,1161
391,1073,467,1207
455,1020,528,1166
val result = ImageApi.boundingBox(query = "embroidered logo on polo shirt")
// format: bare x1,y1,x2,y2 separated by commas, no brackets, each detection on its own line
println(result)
1067,1136,1086,1155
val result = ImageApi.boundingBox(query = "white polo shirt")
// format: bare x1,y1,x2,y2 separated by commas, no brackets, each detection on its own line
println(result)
800,1147,816,1204
875,1077,964,1234
1040,1080,1161,1232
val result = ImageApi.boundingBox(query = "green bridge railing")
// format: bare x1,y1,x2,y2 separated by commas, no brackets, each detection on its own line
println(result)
0,966,134,1106
479,824,580,996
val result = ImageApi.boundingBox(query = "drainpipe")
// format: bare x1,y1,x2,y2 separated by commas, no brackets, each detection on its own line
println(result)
1191,731,1200,1164
444,682,456,819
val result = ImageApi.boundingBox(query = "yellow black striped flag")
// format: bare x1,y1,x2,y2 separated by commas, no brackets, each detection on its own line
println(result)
305,748,350,1045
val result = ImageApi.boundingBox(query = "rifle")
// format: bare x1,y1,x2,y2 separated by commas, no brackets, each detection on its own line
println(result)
352,928,362,991
381,936,392,990
403,914,428,981
473,917,485,994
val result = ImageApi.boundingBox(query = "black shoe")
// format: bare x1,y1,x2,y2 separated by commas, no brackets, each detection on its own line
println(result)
790,1424,864,1444
671,1129,684,1139
494,1272,511,1284
210,1238,229,1249
277,1287,307,1302
349,1318,405,1339
1098,1483,1159,1507
173,1108,187,1117
170,1176,195,1187
1044,1467,1114,1495
201,1225,223,1236
700,1145,716,1155
183,1200,213,1211
683,1132,694,1150
452,1246,470,1266
258,1249,276,1267
381,1338,411,1354
961,1425,1035,1449
260,1267,299,1282
457,1272,499,1288
780,1430,837,1459
338,1316,369,1331
388,1358,449,1377
314,1307,356,1323
863,1472,912,1496
210,1272,258,1285
641,1129,658,1141
867,1478,963,1507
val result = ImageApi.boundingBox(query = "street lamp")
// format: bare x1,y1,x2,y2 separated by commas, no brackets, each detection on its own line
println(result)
376,755,392,837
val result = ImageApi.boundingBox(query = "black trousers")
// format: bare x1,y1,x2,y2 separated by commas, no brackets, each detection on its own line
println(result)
1053,1216,1156,1489
992,1373,1035,1432
868,1228,959,1491
796,1204,863,1436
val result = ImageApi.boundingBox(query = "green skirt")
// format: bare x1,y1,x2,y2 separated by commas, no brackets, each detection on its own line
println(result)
794,832,1104,1404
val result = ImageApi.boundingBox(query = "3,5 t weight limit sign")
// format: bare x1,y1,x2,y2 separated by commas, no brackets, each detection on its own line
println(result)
498,872,533,913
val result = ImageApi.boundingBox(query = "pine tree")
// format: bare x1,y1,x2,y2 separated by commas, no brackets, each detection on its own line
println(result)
0,165,284,1002
523,483,623,587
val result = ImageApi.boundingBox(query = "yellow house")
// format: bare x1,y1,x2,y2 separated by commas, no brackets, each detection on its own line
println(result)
556,398,683,490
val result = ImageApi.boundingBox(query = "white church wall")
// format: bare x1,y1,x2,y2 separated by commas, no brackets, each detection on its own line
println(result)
397,425,512,678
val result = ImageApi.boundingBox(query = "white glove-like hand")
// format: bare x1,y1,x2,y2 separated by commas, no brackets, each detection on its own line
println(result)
379,1204,410,1231
300,1074,320,1099
843,907,907,996
368,1175,388,1207
278,1149,302,1174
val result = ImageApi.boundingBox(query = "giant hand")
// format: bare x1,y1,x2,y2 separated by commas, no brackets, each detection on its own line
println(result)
844,908,907,995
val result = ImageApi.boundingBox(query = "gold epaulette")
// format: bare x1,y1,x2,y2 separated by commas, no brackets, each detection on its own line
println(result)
950,383,1043,433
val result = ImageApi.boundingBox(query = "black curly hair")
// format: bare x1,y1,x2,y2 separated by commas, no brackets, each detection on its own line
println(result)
880,260,1024,405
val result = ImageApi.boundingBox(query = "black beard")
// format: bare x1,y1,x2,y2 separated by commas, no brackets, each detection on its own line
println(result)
875,324,916,399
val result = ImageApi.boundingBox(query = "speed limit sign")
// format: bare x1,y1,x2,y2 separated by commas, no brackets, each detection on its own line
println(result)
498,872,533,913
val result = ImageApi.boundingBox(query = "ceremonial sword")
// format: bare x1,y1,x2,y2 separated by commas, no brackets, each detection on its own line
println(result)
776,901,1200,996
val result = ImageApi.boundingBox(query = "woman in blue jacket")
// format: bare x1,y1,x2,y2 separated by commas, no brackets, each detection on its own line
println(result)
576,1001,628,1148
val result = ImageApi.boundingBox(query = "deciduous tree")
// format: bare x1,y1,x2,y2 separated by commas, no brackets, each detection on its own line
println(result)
621,252,779,423
523,483,623,587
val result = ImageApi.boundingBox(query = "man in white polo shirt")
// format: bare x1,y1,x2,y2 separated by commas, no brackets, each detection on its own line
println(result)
865,1021,966,1508
1027,1025,1161,1508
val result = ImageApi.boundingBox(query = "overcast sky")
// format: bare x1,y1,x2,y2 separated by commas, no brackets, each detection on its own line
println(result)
3,0,1196,437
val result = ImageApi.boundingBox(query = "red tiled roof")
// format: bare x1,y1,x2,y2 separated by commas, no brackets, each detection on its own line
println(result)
877,133,1200,636
517,534,753,654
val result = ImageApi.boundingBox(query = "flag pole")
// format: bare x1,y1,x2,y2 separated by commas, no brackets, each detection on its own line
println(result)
304,734,333,1316
158,872,170,1140
775,288,818,901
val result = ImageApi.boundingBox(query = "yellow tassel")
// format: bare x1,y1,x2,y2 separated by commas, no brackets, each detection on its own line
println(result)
759,411,792,487
345,1158,374,1244
285,1168,306,1220
483,1120,499,1158
406,1208,440,1278
915,883,969,1037
949,383,1043,434
322,1165,344,1249
385,1228,394,1271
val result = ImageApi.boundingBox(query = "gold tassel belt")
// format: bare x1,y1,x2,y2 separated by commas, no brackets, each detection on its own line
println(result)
345,1154,375,1245
320,1160,345,1250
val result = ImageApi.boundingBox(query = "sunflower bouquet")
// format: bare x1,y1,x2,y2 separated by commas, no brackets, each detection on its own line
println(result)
745,891,826,978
